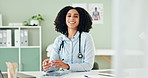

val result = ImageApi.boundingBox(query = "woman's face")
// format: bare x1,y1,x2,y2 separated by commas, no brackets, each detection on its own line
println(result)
66,9,80,30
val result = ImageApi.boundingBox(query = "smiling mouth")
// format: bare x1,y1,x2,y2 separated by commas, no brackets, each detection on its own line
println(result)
68,22,76,24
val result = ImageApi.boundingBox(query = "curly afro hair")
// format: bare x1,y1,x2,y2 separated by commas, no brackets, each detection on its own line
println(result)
54,6,92,35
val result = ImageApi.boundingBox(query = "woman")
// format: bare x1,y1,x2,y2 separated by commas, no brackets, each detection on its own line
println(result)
43,6,95,72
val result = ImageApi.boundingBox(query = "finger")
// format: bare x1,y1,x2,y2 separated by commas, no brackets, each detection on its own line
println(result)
43,67,50,71
51,63,61,67
43,65,51,69
43,60,50,66
43,62,52,66
43,66,48,69
54,65,61,68
43,59,50,62
51,60,62,63
43,68,50,71
43,59,50,64
51,60,63,64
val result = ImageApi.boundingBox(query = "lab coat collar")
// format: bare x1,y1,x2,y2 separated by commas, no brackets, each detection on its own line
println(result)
62,31,80,41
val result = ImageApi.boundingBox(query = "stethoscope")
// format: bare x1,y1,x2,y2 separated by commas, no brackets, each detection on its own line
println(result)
59,32,83,58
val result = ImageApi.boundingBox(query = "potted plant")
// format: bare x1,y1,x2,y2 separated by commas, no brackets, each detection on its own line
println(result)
30,14,44,26
30,14,45,26
23,14,45,26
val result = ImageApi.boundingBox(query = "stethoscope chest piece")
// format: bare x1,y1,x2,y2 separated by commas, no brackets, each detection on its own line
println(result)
78,53,83,58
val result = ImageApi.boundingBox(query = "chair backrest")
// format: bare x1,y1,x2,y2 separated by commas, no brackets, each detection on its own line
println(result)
92,62,99,70
0,70,4,78
46,44,54,57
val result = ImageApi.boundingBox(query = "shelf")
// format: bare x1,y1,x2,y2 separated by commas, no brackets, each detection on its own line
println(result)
0,26,41,29
0,46,19,48
0,46,40,48
0,26,42,72
20,46,40,48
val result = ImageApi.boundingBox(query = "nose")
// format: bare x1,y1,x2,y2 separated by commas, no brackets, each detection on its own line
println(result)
69,16,74,20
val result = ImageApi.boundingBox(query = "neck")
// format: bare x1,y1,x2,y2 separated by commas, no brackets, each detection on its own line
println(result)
67,29,77,39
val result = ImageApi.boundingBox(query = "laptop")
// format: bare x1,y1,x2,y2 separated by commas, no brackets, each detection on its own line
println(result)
0,70,4,78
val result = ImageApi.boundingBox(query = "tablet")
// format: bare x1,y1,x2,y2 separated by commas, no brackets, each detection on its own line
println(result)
43,71,69,76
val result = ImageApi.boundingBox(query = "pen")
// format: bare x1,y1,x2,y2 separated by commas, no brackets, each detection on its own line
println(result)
84,75,91,78
98,73,114,77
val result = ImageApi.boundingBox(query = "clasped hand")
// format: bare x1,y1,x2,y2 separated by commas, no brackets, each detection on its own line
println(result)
42,59,69,71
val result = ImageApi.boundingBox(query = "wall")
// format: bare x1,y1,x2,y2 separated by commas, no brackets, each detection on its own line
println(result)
0,0,112,69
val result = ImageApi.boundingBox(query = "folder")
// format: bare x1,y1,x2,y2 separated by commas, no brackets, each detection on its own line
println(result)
20,30,24,46
23,30,28,46
6,30,12,46
2,30,7,46
15,30,20,46
0,30,3,46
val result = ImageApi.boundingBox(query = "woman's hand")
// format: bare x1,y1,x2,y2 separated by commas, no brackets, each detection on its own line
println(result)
51,60,70,69
42,59,51,71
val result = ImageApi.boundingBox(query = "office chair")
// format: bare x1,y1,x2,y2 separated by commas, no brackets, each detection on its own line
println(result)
0,70,4,78
92,62,99,70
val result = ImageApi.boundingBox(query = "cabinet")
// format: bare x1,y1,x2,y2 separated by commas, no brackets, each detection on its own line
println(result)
0,26,41,72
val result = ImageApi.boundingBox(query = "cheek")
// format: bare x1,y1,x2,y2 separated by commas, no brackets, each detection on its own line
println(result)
66,19,68,25
76,19,80,25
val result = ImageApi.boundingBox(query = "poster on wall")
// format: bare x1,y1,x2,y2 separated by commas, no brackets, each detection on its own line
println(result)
88,3,103,24
0,14,2,26
72,3,87,11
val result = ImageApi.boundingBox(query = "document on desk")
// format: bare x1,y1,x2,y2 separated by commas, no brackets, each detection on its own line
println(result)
98,70,115,77
63,71,100,78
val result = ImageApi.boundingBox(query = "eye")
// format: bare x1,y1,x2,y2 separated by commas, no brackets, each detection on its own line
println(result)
74,16,78,18
67,15,71,17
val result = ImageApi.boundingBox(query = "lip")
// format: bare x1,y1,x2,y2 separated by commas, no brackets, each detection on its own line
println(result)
68,21,76,24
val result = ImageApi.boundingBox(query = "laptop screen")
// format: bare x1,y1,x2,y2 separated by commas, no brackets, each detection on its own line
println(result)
0,70,4,78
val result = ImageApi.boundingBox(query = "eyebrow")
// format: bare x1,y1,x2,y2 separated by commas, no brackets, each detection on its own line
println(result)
67,13,79,15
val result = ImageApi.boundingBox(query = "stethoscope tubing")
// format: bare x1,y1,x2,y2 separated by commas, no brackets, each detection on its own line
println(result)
59,32,83,58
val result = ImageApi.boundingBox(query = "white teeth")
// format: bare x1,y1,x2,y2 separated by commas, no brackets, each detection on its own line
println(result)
69,22,75,24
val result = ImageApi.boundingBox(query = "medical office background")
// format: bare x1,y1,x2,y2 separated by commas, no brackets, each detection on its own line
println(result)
0,0,112,69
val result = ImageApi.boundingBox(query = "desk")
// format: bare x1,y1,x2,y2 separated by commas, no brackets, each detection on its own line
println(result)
20,69,113,78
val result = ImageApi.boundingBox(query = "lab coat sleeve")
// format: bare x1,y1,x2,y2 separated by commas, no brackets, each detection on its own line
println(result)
50,36,62,61
47,36,62,72
68,34,95,71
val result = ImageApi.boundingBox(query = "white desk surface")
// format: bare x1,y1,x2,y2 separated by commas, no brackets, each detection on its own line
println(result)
20,69,113,78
